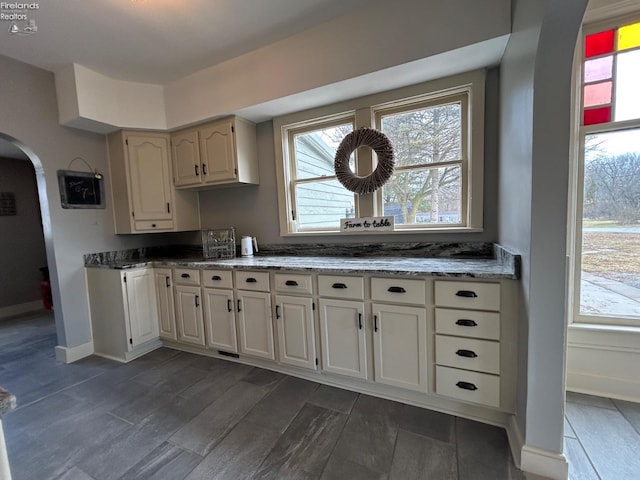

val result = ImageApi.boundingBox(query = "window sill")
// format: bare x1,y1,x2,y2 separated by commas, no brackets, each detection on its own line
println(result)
568,322,640,353
280,227,484,237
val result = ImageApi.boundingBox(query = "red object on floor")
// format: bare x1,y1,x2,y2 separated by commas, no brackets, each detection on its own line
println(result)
40,280,53,310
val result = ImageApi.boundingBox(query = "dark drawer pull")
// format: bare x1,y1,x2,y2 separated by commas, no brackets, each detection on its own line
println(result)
275,305,281,319
237,299,242,312
227,299,232,313
165,276,170,288
455,290,478,298
332,283,347,289
374,315,378,332
456,319,478,327
202,163,207,175
195,295,200,308
387,286,406,293
181,273,191,279
358,313,363,330
456,349,478,358
211,275,222,281
456,381,478,391
285,280,299,286
246,278,257,283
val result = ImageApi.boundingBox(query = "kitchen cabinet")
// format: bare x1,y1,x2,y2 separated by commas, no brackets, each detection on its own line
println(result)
107,130,200,234
372,303,427,392
273,273,317,370
154,268,177,341
86,267,160,362
235,271,274,360
174,269,206,346
203,269,238,353
433,280,505,409
171,116,258,188
318,298,367,380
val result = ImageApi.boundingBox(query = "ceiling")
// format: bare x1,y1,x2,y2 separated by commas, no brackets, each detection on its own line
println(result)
0,0,378,83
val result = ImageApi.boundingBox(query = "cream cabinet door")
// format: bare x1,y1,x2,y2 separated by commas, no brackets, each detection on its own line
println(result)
154,268,176,341
236,290,274,360
275,295,316,370
174,285,205,346
203,287,238,353
199,119,237,183
372,303,427,392
172,130,202,187
318,298,367,379
124,268,160,348
126,135,173,222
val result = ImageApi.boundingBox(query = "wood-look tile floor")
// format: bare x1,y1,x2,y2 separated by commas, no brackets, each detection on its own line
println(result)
0,312,525,480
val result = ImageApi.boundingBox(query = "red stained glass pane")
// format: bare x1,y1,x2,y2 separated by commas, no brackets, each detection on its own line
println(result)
585,30,615,58
583,106,612,125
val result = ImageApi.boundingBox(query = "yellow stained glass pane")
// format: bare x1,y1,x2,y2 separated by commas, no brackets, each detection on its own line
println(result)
618,22,640,51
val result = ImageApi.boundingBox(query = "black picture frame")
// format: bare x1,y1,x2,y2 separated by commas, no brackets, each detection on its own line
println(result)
57,170,105,209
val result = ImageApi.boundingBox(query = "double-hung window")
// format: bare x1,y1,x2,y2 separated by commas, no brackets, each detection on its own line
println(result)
572,15,640,326
273,70,485,235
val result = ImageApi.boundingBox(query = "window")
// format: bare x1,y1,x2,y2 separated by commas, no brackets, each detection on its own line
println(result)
573,16,640,326
273,71,485,235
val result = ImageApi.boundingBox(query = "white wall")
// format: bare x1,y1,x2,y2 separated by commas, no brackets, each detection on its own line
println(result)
0,158,47,308
499,0,587,476
0,54,191,349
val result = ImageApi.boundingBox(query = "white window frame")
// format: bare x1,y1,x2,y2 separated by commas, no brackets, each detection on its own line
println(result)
273,70,485,236
569,12,640,329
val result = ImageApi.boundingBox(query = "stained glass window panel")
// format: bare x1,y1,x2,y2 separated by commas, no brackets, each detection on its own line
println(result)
584,56,613,83
585,29,615,58
618,21,640,51
584,106,612,126
614,49,640,121
584,81,613,108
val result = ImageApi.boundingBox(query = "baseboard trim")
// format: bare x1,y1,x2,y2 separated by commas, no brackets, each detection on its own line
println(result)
566,372,640,402
55,341,94,363
506,415,524,468
0,301,44,319
521,444,568,480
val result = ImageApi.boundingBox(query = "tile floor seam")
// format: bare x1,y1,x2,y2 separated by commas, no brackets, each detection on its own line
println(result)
567,414,603,480
316,393,357,479
386,419,402,479
613,402,640,438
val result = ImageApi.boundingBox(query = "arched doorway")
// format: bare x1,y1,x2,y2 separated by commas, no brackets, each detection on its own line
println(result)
0,133,62,346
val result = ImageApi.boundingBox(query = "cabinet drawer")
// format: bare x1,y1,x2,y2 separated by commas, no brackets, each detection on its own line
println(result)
318,275,364,300
435,365,500,408
173,268,201,286
435,308,500,340
434,281,500,311
274,273,313,295
435,335,500,375
371,277,426,305
235,271,270,292
134,220,174,231
202,269,233,289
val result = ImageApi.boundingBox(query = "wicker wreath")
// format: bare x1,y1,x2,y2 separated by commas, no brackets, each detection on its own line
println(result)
334,127,395,195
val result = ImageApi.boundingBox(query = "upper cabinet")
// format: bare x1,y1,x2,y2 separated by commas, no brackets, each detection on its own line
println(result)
171,116,259,189
107,131,200,234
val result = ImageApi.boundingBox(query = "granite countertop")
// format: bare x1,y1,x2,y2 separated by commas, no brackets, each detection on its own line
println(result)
0,386,16,415
85,242,520,279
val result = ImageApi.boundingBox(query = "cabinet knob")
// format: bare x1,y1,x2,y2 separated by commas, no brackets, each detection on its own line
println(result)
456,381,478,391
151,224,157,228
455,290,478,298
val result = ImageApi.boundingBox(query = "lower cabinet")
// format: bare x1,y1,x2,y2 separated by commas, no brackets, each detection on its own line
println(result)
236,290,275,360
372,303,427,392
86,267,160,362
154,268,177,341
274,295,316,370
318,298,367,379
174,285,206,346
203,287,238,353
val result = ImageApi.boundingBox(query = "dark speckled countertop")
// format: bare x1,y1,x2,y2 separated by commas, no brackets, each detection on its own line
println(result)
85,242,520,279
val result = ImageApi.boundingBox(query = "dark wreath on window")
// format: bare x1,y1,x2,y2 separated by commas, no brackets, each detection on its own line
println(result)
334,127,395,195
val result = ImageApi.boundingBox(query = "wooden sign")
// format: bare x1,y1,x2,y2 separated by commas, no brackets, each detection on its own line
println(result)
340,216,394,233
